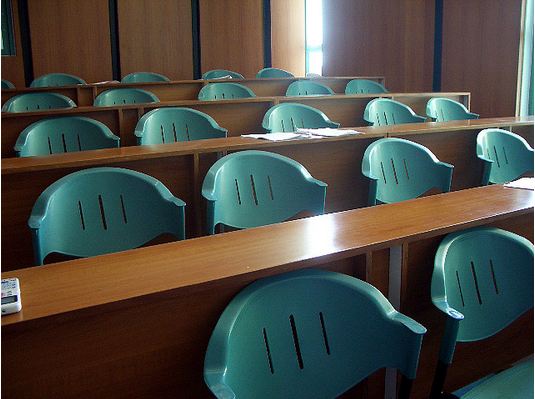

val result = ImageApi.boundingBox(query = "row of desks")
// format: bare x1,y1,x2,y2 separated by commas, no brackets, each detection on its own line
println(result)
2,116,533,271
2,184,533,398
1,92,470,157
1,76,385,106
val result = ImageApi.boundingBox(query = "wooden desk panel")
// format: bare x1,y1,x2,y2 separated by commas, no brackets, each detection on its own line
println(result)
2,186,533,399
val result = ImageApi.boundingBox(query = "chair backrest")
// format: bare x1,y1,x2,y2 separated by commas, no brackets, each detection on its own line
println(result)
198,82,256,101
121,72,171,83
363,98,427,126
286,81,334,96
426,98,479,122
204,268,426,399
30,73,86,87
262,103,340,132
1,79,15,89
202,150,327,234
345,79,388,94
256,67,294,78
2,93,76,113
29,167,185,265
93,88,160,106
202,69,245,79
15,116,120,157
362,138,454,205
135,107,227,145
476,128,534,184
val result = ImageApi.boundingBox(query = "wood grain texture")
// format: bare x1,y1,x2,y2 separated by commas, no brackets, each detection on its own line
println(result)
323,0,435,92
199,0,264,78
117,0,193,80
27,0,112,83
441,0,523,117
270,0,305,76
1,0,26,87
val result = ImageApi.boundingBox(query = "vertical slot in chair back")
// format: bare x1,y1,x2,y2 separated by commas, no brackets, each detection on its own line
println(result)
345,79,388,94
477,128,534,184
2,93,76,113
286,81,334,96
362,138,453,204
94,88,160,106
15,117,120,157
29,167,185,265
205,269,426,399
363,98,426,126
426,98,479,122
202,151,327,234
135,107,227,145
262,103,340,132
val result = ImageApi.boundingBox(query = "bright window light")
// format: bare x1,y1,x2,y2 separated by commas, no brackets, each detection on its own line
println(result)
306,0,323,76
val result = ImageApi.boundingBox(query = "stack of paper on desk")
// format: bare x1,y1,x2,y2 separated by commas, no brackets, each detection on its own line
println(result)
504,177,534,190
296,128,363,137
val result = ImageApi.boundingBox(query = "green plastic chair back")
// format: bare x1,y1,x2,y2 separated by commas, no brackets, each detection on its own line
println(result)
30,73,86,87
29,167,186,265
134,107,227,145
362,138,454,205
198,82,256,100
15,116,120,157
256,67,294,78
286,81,334,96
364,98,427,126
1,93,76,113
204,268,426,399
426,98,479,122
262,103,340,132
345,79,388,94
202,69,244,79
476,128,534,185
93,88,159,107
430,227,533,397
202,150,327,234
1,79,15,89
121,72,171,83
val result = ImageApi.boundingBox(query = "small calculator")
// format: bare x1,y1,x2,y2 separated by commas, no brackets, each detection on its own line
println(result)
2,278,22,315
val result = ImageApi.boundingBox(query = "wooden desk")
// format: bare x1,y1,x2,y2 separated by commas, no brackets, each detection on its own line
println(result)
2,185,533,399
0,92,469,157
1,76,386,106
2,117,533,271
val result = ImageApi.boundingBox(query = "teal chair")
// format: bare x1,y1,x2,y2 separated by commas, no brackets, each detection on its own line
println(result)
121,72,171,83
2,93,76,113
256,67,294,78
30,73,86,87
15,116,120,157
204,268,426,399
430,227,533,399
286,81,334,96
364,98,427,126
476,128,534,184
345,79,388,94
202,69,244,79
1,79,15,89
198,82,255,101
94,88,159,106
202,150,327,234
426,98,479,122
362,138,454,205
262,103,340,132
29,167,185,265
134,107,227,145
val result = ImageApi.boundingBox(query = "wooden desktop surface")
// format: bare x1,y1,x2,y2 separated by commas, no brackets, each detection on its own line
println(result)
2,185,533,399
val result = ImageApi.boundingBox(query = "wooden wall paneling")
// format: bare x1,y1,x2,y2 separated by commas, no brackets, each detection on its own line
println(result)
27,0,113,83
441,0,523,117
117,0,193,80
270,0,305,77
199,0,264,78
1,0,26,87
322,0,435,92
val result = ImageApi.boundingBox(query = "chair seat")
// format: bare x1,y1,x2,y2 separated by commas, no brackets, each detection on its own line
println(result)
461,359,533,399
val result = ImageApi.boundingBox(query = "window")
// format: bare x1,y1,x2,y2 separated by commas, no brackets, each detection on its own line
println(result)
1,0,16,56
305,0,323,76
